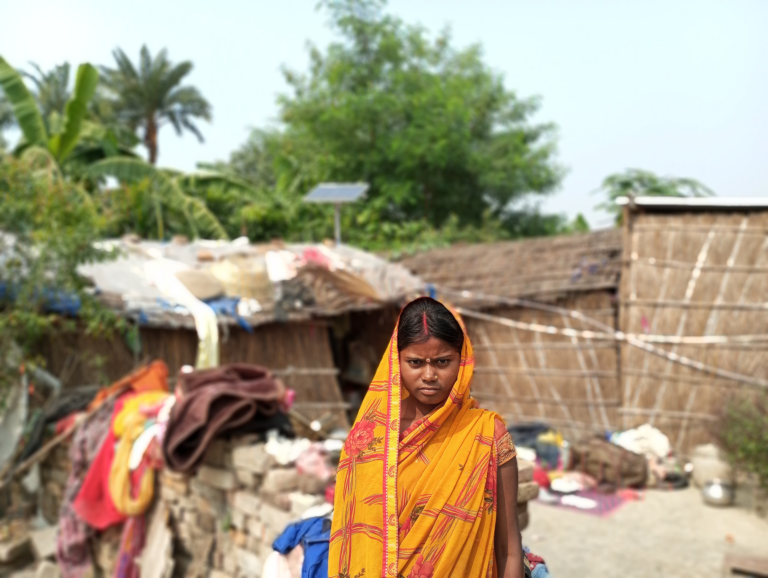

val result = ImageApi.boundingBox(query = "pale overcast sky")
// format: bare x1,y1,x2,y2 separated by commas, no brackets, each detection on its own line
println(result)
3,0,767,227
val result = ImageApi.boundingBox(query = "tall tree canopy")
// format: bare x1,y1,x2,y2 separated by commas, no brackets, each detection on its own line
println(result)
226,0,563,246
99,46,212,164
595,168,715,224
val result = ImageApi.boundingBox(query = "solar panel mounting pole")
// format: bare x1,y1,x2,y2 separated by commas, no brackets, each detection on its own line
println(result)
334,202,342,245
304,183,369,246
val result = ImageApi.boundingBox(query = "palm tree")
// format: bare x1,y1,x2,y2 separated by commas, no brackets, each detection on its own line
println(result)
99,46,212,164
594,169,715,225
23,62,72,124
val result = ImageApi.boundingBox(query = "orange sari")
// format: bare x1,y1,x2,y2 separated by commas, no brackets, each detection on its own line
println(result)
330,311,501,578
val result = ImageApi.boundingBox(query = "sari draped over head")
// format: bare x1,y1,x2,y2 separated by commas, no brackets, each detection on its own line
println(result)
330,308,501,578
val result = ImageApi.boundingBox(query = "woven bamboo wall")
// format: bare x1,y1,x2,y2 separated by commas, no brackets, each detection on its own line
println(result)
620,208,768,453
464,293,620,442
41,321,348,431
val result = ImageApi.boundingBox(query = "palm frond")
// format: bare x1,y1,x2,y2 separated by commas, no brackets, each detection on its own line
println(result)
19,145,60,176
0,56,48,148
48,63,99,162
180,117,204,142
89,156,159,182
90,157,228,239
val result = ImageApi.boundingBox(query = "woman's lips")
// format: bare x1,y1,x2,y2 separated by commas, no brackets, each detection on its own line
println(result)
419,387,441,396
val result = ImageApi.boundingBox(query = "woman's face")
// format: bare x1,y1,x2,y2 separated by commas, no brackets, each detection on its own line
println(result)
399,336,461,407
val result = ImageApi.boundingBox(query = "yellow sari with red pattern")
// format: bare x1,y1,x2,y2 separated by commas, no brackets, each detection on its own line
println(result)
330,311,501,578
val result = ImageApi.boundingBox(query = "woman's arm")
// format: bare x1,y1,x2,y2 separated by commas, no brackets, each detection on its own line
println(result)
495,457,524,578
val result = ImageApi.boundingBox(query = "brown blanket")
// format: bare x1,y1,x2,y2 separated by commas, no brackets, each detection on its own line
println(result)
163,364,285,473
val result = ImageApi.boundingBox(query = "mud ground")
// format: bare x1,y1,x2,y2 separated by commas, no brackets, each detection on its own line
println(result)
523,485,768,577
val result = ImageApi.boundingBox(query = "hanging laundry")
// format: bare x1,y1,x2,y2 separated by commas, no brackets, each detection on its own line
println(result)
57,399,116,578
163,364,286,473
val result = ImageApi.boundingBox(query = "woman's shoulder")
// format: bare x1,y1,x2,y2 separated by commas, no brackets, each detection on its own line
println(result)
468,406,507,434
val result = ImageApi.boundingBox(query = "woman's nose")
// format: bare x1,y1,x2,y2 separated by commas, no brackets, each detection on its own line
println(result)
423,363,436,381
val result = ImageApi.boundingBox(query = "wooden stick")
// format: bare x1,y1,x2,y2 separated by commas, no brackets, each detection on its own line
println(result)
474,342,616,351
474,367,619,379
0,418,82,491
472,393,621,407
502,416,612,432
287,408,329,439
292,402,351,410
625,299,768,311
475,365,763,387
629,256,768,274
272,367,339,377
617,408,718,422
633,224,768,234
0,385,129,490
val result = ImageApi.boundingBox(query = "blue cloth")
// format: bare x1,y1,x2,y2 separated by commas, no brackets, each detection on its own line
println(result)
0,282,81,315
204,296,254,333
524,546,552,578
273,517,330,578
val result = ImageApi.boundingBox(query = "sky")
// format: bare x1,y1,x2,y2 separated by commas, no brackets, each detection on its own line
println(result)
3,0,767,228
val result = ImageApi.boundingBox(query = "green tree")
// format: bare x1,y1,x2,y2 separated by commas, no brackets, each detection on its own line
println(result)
595,168,715,225
0,155,118,398
89,158,229,240
240,0,562,241
99,46,212,164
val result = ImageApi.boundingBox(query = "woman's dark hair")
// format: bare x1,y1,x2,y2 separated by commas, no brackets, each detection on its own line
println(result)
397,297,464,353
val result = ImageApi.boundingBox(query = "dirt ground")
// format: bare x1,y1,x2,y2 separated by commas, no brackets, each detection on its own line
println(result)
522,486,768,577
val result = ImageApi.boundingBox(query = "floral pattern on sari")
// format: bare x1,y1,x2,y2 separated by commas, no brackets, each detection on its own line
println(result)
330,303,507,578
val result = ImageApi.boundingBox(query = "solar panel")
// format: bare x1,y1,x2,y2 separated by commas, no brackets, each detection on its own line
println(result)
305,183,369,203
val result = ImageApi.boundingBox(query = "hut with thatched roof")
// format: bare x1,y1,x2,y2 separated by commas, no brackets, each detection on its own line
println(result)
617,196,768,452
37,237,422,434
401,229,625,440
402,198,768,454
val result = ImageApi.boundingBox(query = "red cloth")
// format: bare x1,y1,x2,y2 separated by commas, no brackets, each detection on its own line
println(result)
72,395,130,530
325,483,335,504
55,413,83,436
533,465,551,489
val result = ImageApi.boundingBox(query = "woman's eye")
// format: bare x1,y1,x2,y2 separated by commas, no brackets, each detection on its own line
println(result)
436,359,449,365
409,360,422,366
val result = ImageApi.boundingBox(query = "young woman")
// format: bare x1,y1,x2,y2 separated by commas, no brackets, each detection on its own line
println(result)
330,297,524,578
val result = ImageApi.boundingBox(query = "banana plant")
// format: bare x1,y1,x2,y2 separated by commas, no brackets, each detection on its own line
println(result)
88,157,229,240
0,56,99,169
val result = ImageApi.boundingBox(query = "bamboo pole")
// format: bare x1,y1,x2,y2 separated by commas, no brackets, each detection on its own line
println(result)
617,408,717,422
633,224,768,234
629,256,768,273
625,299,768,311
473,393,621,407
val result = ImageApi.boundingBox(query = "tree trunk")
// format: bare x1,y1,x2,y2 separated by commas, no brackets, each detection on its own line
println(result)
145,116,158,165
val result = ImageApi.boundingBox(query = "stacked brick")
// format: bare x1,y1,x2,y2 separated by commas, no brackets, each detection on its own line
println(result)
28,437,538,578
159,437,329,578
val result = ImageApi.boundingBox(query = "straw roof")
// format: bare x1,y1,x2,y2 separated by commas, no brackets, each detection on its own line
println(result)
399,229,623,307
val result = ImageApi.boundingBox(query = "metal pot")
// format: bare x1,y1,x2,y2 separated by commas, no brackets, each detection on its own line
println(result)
702,478,735,507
